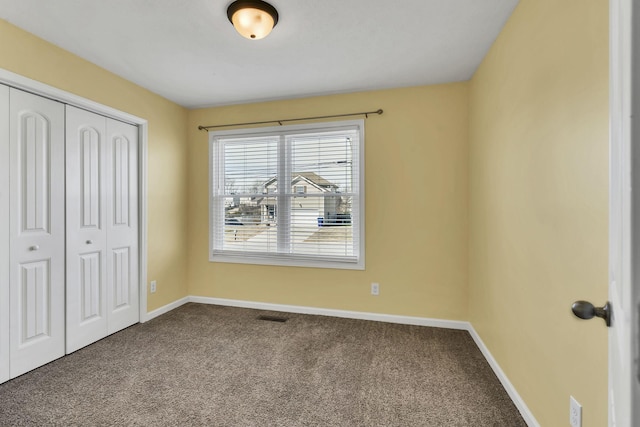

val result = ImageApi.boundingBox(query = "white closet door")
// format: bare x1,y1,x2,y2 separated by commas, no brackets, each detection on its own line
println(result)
106,119,139,334
66,108,139,350
9,88,65,378
66,106,108,353
0,84,9,384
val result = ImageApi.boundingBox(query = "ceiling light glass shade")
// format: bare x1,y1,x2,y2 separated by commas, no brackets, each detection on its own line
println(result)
227,0,279,40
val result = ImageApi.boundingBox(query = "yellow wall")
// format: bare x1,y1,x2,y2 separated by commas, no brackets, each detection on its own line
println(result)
187,84,470,320
0,19,189,310
468,1,609,426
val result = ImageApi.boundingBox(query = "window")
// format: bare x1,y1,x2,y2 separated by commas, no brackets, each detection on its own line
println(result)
209,120,364,269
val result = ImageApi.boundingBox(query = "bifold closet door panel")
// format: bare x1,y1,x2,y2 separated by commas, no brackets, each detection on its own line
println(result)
106,119,139,334
9,89,65,378
66,106,108,354
0,84,9,384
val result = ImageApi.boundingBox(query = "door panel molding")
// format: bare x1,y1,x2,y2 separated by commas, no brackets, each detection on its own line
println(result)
18,259,51,344
80,126,101,229
18,111,51,234
79,252,102,322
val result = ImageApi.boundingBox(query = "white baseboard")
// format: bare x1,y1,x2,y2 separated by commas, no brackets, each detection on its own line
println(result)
189,296,470,330
142,296,190,322
148,295,539,426
467,325,540,427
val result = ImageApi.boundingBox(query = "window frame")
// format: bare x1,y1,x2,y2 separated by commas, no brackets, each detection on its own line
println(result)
208,119,365,270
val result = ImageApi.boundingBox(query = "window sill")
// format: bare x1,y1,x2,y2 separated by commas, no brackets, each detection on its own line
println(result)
209,253,364,270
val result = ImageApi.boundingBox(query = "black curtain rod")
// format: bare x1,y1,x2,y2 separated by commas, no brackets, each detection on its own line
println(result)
198,109,383,131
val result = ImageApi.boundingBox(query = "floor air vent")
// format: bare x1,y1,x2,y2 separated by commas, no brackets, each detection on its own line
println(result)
257,315,289,323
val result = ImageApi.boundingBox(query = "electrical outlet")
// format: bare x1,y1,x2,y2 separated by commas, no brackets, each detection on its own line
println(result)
150,280,157,293
371,282,379,296
570,396,582,427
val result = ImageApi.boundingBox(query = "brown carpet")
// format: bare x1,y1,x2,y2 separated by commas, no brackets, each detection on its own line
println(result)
0,303,527,426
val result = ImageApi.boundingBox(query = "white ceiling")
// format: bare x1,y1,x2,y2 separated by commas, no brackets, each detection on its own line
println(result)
0,0,519,109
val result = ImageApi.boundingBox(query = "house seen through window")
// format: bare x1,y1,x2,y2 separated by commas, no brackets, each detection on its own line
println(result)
209,120,364,269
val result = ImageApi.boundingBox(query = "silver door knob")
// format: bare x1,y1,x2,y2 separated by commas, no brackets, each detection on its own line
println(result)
571,300,611,327
86,240,93,244
29,245,39,251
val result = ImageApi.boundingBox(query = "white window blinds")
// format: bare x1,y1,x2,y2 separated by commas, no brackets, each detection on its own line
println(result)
209,120,364,269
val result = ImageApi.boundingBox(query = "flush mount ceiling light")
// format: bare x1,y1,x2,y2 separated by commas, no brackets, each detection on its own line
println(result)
227,0,279,40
